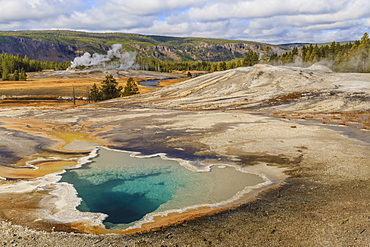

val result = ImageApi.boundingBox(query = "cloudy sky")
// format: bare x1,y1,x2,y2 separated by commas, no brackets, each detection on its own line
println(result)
0,0,368,44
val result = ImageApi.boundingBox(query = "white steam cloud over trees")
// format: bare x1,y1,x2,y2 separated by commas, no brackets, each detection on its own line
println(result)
70,44,139,70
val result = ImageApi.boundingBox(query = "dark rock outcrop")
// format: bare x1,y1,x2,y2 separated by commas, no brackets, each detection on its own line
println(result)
0,36,77,62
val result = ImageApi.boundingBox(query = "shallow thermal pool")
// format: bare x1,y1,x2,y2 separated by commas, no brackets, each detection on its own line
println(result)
60,147,265,229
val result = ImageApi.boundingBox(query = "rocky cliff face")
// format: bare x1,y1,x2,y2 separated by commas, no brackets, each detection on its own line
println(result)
0,34,285,63
132,42,276,62
0,37,77,62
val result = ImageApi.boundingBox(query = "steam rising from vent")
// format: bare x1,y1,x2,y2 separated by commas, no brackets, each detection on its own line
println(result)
70,44,139,70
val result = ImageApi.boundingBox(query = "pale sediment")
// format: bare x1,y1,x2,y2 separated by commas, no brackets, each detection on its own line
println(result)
0,66,369,245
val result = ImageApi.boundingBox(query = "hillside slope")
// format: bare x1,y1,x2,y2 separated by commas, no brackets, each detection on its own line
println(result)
0,30,288,62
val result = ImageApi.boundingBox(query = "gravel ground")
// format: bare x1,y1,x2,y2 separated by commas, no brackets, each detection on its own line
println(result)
0,65,369,246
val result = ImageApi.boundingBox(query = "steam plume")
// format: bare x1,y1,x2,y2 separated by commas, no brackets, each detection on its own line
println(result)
70,44,138,70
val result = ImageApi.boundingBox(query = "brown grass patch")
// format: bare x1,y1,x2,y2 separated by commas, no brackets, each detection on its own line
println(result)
267,92,313,106
0,99,87,107
0,76,157,107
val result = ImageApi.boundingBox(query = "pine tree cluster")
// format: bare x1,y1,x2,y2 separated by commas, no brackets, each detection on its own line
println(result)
270,33,370,72
0,53,70,81
89,75,139,102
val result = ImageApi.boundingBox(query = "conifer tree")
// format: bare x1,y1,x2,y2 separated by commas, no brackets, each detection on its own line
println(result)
1,65,9,81
218,61,227,71
210,63,218,72
100,75,123,100
360,32,369,45
19,68,27,81
90,83,102,102
12,70,19,81
261,46,271,63
123,77,139,96
243,50,259,66
358,32,370,72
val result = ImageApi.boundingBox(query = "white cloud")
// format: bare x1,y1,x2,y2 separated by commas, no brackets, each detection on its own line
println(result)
0,0,368,44
0,0,81,23
95,0,208,16
186,0,349,21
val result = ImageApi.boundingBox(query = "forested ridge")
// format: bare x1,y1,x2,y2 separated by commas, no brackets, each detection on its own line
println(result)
138,33,369,73
0,30,275,63
0,31,368,81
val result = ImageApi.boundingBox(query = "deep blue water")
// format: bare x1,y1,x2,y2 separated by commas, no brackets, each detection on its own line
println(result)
59,148,264,228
